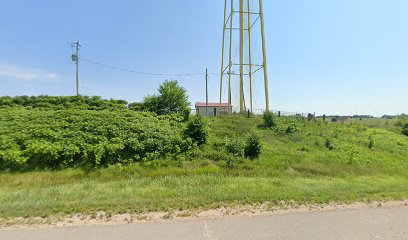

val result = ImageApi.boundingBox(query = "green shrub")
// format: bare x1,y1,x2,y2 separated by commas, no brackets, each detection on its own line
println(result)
184,115,208,145
244,133,262,159
403,123,408,136
325,138,334,151
285,123,298,134
225,137,244,157
368,135,374,149
263,111,277,128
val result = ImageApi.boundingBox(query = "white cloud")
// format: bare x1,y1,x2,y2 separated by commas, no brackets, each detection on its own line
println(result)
0,63,60,81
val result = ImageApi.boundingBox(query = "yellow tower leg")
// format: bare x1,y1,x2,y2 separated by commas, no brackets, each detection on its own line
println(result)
228,0,234,113
220,0,228,108
259,0,270,112
247,0,253,113
239,0,245,112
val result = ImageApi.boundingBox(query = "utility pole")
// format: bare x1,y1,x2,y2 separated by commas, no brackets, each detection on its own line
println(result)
71,41,81,96
206,68,209,117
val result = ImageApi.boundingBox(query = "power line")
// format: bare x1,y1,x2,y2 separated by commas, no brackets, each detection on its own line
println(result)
80,57,205,77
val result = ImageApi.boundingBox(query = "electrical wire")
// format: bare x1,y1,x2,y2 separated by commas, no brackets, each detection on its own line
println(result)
79,57,205,77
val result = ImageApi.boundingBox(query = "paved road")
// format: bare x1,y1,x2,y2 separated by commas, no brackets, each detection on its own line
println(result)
1,207,408,240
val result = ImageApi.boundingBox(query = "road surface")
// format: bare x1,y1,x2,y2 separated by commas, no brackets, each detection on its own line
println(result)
1,206,407,240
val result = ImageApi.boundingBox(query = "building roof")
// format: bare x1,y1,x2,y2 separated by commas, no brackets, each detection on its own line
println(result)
195,102,232,108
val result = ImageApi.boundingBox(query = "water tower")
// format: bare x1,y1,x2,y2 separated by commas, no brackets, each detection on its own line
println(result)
219,0,269,113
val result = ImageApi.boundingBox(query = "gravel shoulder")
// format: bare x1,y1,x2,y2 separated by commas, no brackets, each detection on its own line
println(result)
1,201,408,240
1,200,407,230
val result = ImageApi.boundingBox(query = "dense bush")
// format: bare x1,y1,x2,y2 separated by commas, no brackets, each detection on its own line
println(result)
127,102,145,111
403,123,408,136
0,108,192,170
184,115,208,145
263,111,277,128
0,95,128,110
244,133,262,159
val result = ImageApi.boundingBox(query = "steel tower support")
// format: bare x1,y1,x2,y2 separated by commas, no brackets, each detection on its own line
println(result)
219,0,270,113
219,0,227,109
239,0,245,112
227,0,234,113
259,0,270,112
247,0,253,113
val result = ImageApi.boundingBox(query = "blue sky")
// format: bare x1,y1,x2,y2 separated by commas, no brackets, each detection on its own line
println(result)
0,0,407,116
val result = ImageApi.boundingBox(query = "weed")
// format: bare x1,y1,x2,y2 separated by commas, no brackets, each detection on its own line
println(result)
368,135,374,149
225,137,244,157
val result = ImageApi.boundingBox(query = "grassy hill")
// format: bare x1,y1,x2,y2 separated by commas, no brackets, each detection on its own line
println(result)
0,108,407,220
203,115,408,177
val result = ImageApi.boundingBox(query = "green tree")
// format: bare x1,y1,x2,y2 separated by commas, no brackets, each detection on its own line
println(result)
143,80,191,118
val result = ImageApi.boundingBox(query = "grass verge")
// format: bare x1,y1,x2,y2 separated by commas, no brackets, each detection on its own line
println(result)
1,168,407,219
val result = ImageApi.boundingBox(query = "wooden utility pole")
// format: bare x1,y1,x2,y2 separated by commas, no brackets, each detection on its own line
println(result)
72,41,81,96
206,68,209,117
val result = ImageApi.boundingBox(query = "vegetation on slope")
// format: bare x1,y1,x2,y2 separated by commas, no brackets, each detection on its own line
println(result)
199,115,408,177
0,108,194,170
0,93,407,220
1,112,407,219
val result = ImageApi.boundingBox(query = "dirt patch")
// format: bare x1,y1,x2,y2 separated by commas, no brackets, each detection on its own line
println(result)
1,200,407,230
